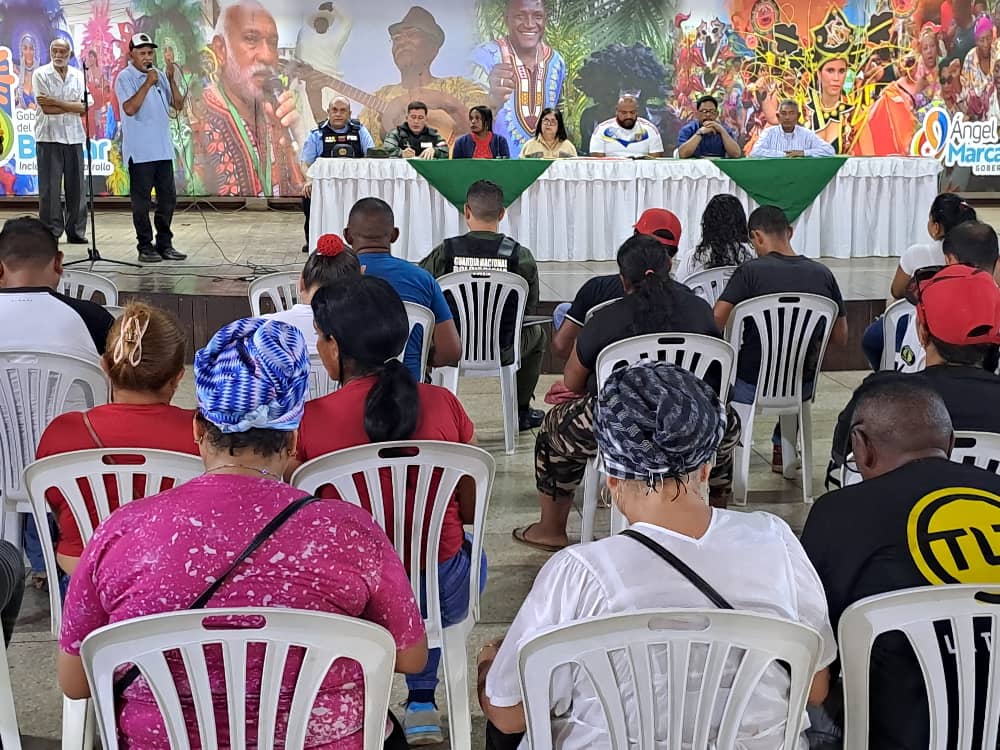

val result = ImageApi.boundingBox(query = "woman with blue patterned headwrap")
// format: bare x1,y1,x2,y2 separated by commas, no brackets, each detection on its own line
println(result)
58,317,427,750
478,362,837,749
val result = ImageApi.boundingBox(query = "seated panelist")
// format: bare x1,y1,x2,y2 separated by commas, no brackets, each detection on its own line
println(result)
676,95,742,159
383,100,449,160
750,100,835,158
299,96,375,252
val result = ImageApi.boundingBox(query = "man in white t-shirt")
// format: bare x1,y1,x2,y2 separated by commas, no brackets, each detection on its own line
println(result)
588,95,663,158
896,220,998,372
0,216,113,361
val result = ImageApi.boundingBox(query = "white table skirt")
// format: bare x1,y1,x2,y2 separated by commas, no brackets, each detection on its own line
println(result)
309,157,941,262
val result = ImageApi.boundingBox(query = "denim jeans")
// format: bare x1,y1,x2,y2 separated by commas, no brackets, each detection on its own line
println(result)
406,534,488,695
552,301,572,331
732,378,816,447
22,515,50,574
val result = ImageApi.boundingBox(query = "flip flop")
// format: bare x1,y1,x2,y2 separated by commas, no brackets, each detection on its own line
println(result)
512,524,566,553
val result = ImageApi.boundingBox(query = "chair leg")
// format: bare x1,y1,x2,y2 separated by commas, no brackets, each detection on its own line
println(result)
0,642,22,750
500,367,518,456
62,697,94,750
779,413,799,480
800,403,815,504
731,402,754,505
580,458,599,543
439,629,472,750
431,366,460,396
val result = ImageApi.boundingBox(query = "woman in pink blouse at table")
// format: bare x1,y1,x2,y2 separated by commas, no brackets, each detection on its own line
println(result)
57,318,427,750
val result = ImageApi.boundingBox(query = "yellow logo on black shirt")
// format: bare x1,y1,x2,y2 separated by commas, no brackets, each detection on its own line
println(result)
907,487,1000,585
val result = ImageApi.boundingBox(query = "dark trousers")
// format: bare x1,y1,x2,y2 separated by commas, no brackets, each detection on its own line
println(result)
37,141,87,240
485,722,523,749
127,158,176,252
302,195,311,246
0,540,24,647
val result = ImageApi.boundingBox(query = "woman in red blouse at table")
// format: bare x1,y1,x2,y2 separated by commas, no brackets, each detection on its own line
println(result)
452,105,511,159
35,301,199,575
291,275,480,745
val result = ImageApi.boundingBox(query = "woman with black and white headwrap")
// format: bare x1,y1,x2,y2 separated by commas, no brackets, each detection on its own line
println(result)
479,362,836,750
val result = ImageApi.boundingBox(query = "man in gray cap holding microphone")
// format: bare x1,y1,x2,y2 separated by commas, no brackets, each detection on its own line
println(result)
113,32,187,264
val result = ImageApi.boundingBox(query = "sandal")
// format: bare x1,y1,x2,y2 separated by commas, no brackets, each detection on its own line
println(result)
512,524,567,553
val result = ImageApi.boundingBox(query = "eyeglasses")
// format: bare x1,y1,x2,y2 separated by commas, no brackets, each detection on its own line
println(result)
698,109,717,115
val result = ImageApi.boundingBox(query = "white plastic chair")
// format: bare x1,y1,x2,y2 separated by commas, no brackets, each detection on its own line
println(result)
104,305,124,318
726,293,839,505
0,351,108,542
291,441,495,750
839,585,1000,750
0,637,21,750
402,301,435,377
880,299,916,371
682,266,738,309
583,297,621,324
579,334,736,543
519,609,823,750
307,352,338,400
61,270,118,306
249,272,299,316
81,607,396,750
23,448,204,637
432,270,529,455
950,430,1000,474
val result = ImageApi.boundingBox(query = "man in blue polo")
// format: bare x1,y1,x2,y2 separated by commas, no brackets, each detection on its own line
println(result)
299,96,374,253
676,94,742,159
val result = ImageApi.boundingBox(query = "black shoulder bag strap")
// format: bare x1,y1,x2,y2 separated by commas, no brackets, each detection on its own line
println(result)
112,494,321,699
620,528,733,608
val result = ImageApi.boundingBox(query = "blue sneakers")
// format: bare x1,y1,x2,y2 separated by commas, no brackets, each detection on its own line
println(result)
403,701,443,745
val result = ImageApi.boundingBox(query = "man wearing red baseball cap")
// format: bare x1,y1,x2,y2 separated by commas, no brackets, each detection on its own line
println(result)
632,207,682,256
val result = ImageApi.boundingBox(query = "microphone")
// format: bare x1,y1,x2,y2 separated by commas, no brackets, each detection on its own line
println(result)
145,63,154,70
264,75,299,154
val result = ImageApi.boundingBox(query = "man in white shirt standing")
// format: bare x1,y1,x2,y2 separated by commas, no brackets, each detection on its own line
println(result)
589,95,663,158
750,99,836,158
33,38,88,244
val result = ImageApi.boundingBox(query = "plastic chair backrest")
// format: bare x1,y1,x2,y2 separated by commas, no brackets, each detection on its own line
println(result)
951,430,1000,475
249,272,299,316
104,305,124,318
726,293,839,408
307,352,337,400
880,299,916,371
519,609,822,750
595,333,736,403
583,297,622,325
436,270,529,371
23,448,204,636
839,585,1000,750
61,270,119,306
80,607,396,750
290,441,495,628
0,351,108,504
682,266,738,309
402,301,435,375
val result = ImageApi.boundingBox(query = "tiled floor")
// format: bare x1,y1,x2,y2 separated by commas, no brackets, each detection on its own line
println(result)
1,202,994,747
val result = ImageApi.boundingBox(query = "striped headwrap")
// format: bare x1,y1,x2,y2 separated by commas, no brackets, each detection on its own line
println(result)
195,318,310,433
595,362,725,490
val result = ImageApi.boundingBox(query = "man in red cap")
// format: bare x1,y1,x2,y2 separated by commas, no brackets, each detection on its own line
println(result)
551,207,681,360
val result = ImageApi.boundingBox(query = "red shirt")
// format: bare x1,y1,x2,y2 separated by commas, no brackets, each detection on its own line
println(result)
36,403,200,558
472,132,494,159
297,376,476,565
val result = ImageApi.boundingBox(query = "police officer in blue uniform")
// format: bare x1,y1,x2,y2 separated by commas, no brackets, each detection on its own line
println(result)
300,96,375,252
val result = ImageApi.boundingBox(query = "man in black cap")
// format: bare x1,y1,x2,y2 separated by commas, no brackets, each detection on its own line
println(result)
359,6,487,145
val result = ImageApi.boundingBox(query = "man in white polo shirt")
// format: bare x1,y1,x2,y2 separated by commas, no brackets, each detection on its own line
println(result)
114,33,187,264
0,216,113,361
589,95,664,158
33,37,88,245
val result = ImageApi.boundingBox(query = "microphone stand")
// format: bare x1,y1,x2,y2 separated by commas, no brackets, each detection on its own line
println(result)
65,60,139,268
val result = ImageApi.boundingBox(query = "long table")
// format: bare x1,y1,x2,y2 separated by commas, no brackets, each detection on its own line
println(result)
309,157,941,262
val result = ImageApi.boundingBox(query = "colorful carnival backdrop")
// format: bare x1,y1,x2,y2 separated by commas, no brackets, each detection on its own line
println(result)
0,0,998,196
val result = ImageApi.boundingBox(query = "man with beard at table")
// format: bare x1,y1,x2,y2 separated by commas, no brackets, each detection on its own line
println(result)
589,95,664,158
191,0,305,197
359,6,487,149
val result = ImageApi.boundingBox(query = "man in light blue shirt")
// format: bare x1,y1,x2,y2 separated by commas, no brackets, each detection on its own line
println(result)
299,96,374,252
750,99,836,158
113,32,187,263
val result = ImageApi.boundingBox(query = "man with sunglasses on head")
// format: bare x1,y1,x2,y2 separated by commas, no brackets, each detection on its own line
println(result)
676,94,742,159
896,220,999,373
802,371,1000,750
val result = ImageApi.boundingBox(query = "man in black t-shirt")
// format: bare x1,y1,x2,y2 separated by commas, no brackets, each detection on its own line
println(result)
714,205,847,470
551,208,683,359
802,376,1000,749
829,265,1000,480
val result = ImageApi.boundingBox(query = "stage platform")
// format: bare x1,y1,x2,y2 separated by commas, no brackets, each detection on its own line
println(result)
4,203,993,370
